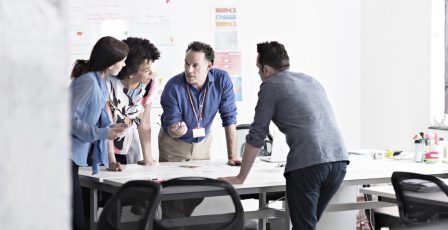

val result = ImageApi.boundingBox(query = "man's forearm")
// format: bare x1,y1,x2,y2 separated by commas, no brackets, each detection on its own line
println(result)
224,124,237,159
237,143,259,182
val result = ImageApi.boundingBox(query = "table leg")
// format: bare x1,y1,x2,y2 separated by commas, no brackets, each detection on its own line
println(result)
258,192,267,230
89,188,98,230
284,197,290,229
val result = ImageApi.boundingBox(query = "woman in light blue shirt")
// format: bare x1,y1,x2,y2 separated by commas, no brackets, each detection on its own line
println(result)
69,36,128,230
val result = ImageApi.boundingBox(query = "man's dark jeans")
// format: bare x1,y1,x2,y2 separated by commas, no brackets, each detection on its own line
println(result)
285,161,348,230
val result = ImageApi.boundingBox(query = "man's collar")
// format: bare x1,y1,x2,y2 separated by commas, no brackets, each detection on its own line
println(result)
265,68,289,80
206,69,215,83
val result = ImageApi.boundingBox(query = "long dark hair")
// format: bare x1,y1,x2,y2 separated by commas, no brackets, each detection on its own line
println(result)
71,36,129,79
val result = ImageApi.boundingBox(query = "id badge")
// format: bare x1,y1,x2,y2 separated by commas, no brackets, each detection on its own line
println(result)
192,128,206,138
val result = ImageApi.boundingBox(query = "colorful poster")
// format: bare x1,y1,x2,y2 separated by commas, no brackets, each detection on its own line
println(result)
231,76,242,102
214,52,241,76
212,4,242,101
213,6,238,51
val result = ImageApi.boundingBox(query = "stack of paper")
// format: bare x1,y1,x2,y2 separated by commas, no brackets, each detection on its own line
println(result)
400,179,448,192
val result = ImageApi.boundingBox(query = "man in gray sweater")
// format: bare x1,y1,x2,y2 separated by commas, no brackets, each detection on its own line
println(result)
220,41,349,230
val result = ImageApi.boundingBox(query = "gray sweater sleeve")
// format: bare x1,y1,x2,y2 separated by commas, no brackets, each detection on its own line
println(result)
246,81,276,148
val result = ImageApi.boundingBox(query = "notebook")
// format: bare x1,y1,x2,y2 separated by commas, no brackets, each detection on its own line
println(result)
401,178,448,192
260,131,289,163
348,149,384,156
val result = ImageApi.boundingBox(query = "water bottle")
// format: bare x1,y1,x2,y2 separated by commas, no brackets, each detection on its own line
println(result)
414,139,424,163
439,137,447,161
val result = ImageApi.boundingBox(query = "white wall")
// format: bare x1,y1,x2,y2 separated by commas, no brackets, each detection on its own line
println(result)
64,0,361,160
1,0,443,228
146,0,362,160
235,0,361,149
361,0,445,151
0,1,70,229
66,0,446,162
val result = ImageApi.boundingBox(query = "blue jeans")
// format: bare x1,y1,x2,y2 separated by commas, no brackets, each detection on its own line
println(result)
285,161,347,230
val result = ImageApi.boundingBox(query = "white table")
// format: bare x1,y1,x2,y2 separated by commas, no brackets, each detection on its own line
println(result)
80,160,287,230
360,185,448,208
79,155,448,230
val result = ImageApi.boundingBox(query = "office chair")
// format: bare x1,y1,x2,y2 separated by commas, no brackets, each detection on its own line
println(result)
154,177,245,230
236,124,285,202
97,180,162,230
391,171,448,228
236,124,272,158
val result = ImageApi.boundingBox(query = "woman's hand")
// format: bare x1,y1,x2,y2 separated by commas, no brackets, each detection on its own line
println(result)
107,123,129,140
107,162,123,171
124,117,133,126
137,160,157,166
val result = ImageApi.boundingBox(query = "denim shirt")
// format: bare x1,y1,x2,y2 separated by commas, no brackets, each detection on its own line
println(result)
160,68,237,143
70,72,108,167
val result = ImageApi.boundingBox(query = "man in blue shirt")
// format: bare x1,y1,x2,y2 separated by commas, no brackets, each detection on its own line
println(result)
159,41,241,166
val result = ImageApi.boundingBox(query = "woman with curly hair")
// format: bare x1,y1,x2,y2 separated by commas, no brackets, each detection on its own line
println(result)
106,37,161,171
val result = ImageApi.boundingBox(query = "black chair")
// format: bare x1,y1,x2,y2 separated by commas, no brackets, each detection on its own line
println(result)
236,124,285,202
391,171,448,228
236,124,272,158
154,177,245,230
97,180,162,230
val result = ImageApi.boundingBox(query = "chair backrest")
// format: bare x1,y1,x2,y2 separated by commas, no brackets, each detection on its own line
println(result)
98,180,162,230
236,124,272,158
154,177,245,230
391,171,448,227
266,129,289,162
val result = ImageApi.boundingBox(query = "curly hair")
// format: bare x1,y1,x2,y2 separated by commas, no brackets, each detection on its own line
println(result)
186,41,214,64
257,41,290,71
116,37,161,80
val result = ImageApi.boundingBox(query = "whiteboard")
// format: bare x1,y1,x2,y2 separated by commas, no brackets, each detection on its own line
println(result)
67,0,241,107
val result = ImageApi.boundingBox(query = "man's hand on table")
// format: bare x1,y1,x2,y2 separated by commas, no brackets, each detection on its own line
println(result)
218,175,245,184
227,158,241,166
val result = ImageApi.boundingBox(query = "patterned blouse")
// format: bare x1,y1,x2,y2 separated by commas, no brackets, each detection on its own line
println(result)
106,77,156,155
